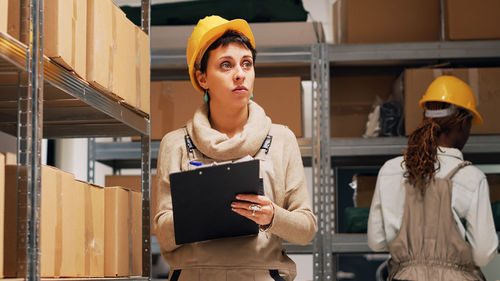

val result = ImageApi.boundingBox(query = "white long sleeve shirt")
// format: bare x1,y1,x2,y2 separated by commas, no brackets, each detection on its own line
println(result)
367,147,498,267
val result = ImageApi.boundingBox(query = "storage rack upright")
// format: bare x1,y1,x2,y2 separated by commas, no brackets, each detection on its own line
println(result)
89,40,333,280
0,0,153,280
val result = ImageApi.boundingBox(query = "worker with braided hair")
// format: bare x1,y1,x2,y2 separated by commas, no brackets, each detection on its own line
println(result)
367,75,498,280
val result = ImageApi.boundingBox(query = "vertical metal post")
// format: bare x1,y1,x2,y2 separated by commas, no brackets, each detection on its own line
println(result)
312,43,333,281
87,138,95,183
439,0,445,41
141,1,152,278
141,123,151,278
17,0,43,280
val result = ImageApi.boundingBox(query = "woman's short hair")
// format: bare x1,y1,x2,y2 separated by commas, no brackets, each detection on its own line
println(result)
198,30,257,74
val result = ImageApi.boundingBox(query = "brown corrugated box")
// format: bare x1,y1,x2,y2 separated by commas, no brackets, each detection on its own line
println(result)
87,183,105,277
444,0,500,40
404,68,500,136
135,26,151,115
330,72,398,137
332,0,440,44
104,187,130,277
38,165,77,277
354,174,378,207
151,21,324,50
8,165,82,277
129,190,142,276
44,0,87,79
1,155,17,278
86,0,113,93
488,174,500,203
7,0,20,40
0,0,7,33
147,77,302,140
111,6,137,111
105,174,157,193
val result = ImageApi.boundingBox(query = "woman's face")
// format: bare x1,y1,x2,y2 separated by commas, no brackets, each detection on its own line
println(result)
196,42,255,111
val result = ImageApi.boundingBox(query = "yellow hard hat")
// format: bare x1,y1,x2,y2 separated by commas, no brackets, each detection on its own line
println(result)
186,15,255,93
419,75,483,125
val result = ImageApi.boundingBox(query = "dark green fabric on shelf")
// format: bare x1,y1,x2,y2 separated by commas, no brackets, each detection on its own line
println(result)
121,0,308,26
344,207,370,233
492,201,500,231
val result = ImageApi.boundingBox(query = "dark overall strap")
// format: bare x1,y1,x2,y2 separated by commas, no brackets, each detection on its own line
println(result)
184,131,272,155
169,269,181,281
269,269,286,281
445,161,472,180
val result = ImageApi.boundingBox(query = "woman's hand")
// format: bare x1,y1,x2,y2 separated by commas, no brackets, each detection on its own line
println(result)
231,194,274,226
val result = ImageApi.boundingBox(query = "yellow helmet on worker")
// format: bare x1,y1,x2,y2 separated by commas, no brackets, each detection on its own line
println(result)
186,15,256,93
419,75,483,126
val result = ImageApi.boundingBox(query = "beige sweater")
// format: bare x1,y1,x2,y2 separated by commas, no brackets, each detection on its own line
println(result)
153,101,317,273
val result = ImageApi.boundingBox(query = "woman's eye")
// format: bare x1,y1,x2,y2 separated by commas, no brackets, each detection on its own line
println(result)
221,62,232,69
242,60,253,69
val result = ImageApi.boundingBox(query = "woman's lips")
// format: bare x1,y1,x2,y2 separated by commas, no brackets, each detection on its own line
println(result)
232,86,248,94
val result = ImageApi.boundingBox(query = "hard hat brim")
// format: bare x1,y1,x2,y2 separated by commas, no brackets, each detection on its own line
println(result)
419,99,484,126
188,19,255,93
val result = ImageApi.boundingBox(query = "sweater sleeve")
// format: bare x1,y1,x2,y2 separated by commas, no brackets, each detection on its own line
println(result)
152,131,183,252
265,129,317,245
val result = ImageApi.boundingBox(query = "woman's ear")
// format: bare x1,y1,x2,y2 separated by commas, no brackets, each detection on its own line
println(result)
196,70,207,90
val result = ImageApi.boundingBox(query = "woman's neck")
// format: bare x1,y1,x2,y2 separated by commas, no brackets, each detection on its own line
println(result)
209,103,248,138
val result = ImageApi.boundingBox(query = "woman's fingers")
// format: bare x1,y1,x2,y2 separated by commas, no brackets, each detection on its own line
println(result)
231,194,274,225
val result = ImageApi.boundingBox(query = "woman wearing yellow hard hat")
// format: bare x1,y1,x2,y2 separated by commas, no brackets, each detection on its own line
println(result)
367,75,497,280
153,15,317,281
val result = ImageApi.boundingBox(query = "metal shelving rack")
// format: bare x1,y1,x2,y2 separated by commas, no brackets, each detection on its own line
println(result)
327,40,500,280
0,0,152,280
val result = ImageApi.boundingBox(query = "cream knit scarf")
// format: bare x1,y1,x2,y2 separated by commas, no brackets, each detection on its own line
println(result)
186,101,272,161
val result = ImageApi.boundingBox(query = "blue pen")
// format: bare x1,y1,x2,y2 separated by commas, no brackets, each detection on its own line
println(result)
189,161,202,166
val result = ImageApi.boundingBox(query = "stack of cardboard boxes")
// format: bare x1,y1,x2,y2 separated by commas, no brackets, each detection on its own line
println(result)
1,0,150,115
332,0,500,44
0,154,143,278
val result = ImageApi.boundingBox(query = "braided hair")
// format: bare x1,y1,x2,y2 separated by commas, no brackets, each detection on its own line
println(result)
403,101,472,193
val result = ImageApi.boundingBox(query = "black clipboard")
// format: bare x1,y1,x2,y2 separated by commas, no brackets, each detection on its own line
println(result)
169,159,260,245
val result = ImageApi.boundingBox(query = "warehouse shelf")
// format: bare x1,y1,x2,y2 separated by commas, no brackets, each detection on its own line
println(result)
1,1,152,280
0,32,148,138
328,40,500,64
331,135,500,157
91,138,312,169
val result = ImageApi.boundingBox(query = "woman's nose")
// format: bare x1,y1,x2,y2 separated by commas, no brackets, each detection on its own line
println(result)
233,66,245,82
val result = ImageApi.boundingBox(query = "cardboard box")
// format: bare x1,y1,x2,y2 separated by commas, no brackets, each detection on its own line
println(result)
129,191,142,276
489,174,500,203
60,177,86,277
104,187,130,277
1,155,17,278
39,165,76,277
148,77,303,140
330,72,398,137
44,0,87,79
86,0,113,92
110,6,137,110
444,0,500,40
105,174,158,193
135,26,151,115
151,21,324,50
4,152,15,165
332,0,440,44
0,0,7,33
7,0,20,41
353,174,378,207
87,183,104,277
404,68,500,136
